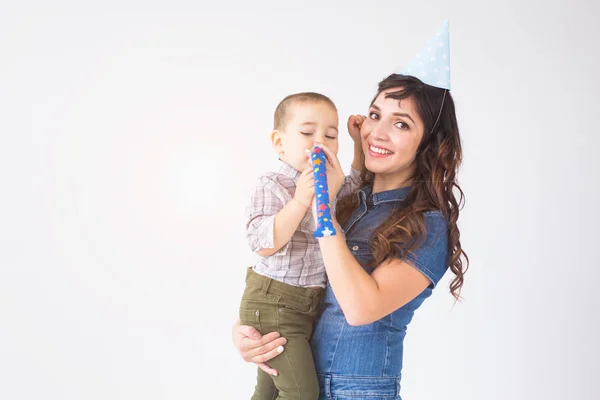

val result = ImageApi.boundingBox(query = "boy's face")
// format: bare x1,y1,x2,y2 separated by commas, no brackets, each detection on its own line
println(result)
272,101,339,172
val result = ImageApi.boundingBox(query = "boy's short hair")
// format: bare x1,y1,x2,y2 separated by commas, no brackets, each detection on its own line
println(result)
273,92,337,131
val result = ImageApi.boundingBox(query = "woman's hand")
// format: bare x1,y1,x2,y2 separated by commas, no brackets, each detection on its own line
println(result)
347,114,366,144
232,319,287,376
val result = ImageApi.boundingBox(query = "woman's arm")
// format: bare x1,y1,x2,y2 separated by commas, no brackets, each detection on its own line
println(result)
318,221,431,326
351,140,364,171
314,144,433,326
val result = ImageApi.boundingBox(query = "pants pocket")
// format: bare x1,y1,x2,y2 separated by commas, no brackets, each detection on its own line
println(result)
240,302,278,334
278,291,322,317
278,296,312,314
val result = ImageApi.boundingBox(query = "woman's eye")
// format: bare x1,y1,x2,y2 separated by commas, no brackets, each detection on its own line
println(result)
301,132,313,136
395,122,409,130
369,112,379,120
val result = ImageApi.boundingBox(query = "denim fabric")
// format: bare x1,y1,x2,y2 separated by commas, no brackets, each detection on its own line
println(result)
311,185,449,400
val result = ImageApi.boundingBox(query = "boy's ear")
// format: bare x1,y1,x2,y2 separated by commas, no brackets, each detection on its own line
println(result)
271,130,284,156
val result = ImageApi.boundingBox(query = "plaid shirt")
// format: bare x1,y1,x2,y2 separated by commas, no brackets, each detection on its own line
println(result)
246,161,362,288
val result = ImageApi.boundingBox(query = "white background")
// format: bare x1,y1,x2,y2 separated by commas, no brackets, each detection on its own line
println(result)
1,1,599,399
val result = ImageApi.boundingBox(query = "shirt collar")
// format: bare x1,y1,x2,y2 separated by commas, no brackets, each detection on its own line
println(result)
277,160,302,183
358,183,411,205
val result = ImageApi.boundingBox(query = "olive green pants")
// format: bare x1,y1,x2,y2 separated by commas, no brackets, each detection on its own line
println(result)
240,267,324,400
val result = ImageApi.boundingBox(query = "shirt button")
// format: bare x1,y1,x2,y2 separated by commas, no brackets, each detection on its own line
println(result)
352,245,359,251
255,310,260,316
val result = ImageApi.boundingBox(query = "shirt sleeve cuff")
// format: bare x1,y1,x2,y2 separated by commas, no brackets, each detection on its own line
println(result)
247,214,290,256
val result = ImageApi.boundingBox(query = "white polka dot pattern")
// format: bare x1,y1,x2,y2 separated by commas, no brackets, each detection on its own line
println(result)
397,20,451,90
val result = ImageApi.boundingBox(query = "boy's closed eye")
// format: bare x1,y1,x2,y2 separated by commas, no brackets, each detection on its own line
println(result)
301,132,337,140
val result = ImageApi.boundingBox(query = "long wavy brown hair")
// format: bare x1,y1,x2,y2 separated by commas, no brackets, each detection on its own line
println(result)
336,74,468,300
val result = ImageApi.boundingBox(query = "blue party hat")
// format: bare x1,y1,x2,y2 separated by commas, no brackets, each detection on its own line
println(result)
398,20,451,90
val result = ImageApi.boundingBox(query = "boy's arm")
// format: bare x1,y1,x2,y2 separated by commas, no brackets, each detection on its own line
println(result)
256,199,308,257
246,176,308,257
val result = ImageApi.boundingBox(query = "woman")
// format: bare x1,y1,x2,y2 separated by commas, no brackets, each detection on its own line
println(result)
233,73,468,400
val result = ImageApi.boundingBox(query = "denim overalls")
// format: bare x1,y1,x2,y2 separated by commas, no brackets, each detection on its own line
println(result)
311,185,449,400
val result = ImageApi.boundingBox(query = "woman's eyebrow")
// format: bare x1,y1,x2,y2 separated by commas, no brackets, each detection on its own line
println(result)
370,104,415,124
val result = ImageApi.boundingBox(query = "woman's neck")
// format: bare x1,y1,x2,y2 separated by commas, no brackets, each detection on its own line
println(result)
372,172,413,194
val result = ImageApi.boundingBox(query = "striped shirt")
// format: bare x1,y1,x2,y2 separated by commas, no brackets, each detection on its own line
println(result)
245,161,362,288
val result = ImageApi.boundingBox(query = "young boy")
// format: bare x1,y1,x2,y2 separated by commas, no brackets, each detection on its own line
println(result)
239,92,363,399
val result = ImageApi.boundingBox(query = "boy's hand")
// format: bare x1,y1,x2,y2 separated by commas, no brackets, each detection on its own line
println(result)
293,167,315,209
347,114,366,144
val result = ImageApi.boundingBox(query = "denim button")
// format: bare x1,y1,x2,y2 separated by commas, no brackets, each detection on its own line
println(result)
352,245,359,251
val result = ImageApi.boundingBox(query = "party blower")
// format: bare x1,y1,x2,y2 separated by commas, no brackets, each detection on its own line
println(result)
311,146,337,237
